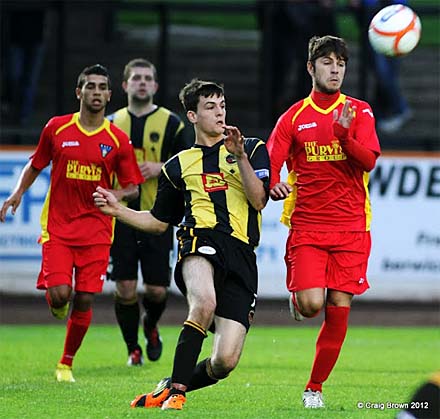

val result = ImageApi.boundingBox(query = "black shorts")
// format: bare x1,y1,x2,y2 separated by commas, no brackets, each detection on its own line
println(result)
108,220,173,286
174,227,258,331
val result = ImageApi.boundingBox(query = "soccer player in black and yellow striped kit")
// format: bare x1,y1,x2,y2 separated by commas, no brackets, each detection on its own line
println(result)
107,59,192,366
94,79,270,410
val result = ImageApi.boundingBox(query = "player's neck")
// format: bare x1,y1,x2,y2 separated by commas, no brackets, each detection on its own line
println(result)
128,101,157,117
310,89,340,109
195,130,223,147
78,110,105,131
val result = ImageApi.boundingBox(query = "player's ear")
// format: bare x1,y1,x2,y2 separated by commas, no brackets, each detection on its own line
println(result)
75,87,81,100
107,90,112,102
306,61,314,77
186,110,197,124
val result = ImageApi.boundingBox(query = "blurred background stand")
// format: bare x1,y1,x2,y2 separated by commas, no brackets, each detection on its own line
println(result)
0,1,438,150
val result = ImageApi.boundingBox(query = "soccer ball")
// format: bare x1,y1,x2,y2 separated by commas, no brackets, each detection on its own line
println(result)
368,4,421,57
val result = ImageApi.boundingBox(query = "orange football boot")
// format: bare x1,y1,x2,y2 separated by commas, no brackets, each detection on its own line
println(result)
130,377,171,408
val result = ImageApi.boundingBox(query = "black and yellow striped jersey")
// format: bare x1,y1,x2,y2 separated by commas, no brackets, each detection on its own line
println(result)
107,106,191,210
151,138,270,247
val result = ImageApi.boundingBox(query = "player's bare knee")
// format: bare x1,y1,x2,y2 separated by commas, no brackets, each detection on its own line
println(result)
48,286,71,307
326,291,353,307
188,301,216,329
210,356,236,379
50,295,69,308
299,299,324,317
191,298,216,319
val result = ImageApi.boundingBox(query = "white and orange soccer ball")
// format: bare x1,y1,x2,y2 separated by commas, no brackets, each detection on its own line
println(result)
368,4,422,57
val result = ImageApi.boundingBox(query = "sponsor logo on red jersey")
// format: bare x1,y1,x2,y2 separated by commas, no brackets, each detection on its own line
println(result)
66,160,102,180
304,140,347,162
297,122,318,132
62,140,80,148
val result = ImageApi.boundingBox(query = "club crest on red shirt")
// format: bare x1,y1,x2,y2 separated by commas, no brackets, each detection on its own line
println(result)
100,144,113,158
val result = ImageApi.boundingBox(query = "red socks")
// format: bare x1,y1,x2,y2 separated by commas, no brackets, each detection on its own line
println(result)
306,305,350,392
60,309,92,366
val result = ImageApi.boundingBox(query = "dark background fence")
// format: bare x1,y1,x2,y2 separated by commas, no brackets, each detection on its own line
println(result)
1,0,439,150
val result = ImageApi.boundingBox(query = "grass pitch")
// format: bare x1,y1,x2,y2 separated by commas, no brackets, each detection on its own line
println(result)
1,325,438,419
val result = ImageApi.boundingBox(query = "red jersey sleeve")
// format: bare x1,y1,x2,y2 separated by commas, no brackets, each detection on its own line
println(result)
350,100,381,156
31,118,57,170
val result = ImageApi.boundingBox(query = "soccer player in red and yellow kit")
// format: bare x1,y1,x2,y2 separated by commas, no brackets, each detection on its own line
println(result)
267,36,381,408
0,64,144,383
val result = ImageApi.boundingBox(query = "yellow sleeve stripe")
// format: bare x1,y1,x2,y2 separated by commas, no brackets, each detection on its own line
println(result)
104,119,120,148
280,171,297,228
39,182,52,243
55,114,77,136
248,140,265,160
291,99,311,125
162,165,179,189
363,171,372,231
191,235,197,253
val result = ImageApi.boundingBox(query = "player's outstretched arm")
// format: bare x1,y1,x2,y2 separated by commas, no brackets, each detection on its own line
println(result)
109,183,139,202
93,186,169,234
0,161,41,222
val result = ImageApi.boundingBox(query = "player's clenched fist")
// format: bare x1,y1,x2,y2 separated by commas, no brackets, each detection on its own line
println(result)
93,186,120,216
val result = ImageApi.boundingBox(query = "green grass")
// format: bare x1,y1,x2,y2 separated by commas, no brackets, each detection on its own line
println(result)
1,325,439,418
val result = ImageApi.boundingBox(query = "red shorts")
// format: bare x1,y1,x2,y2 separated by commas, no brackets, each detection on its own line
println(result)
284,230,371,295
36,241,110,293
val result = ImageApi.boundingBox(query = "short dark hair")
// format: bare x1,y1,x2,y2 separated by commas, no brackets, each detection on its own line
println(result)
123,58,157,82
308,35,349,64
77,64,111,89
179,78,224,112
